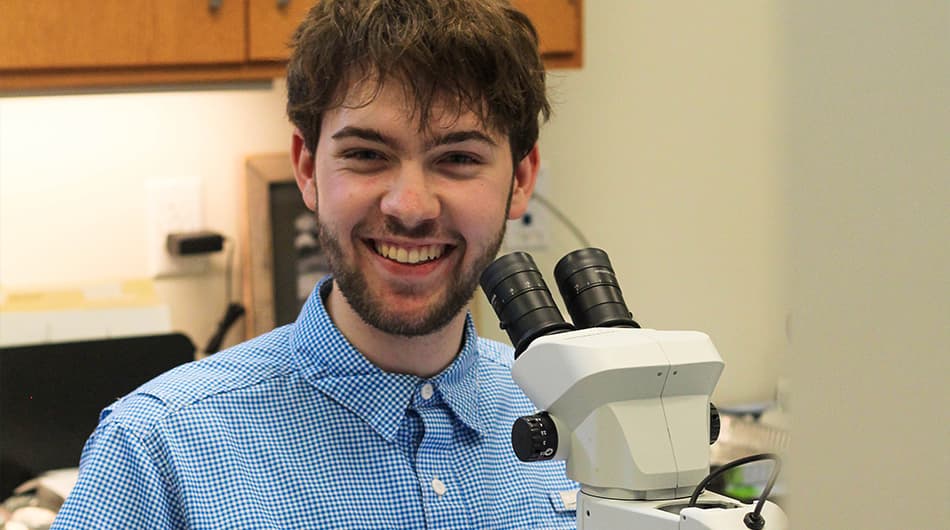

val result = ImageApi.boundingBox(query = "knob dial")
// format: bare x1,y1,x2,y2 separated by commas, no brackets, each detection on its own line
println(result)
709,402,721,444
511,411,559,462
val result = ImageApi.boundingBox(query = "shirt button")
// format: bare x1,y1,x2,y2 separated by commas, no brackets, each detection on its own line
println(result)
431,477,447,496
420,383,434,400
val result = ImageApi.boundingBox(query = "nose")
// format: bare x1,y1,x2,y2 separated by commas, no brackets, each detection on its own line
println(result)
379,163,441,229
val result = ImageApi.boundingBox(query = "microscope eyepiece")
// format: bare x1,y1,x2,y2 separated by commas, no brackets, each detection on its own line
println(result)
480,252,573,357
554,247,640,329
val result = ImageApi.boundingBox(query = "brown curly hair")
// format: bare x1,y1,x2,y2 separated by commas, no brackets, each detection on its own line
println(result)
286,0,550,163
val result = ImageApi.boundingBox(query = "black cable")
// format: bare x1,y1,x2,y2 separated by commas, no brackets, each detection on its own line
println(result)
203,303,245,354
224,237,234,304
203,237,245,354
687,453,781,529
748,453,782,526
530,192,591,248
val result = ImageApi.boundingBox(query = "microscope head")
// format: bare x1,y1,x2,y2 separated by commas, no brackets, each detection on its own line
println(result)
513,327,723,500
481,249,723,500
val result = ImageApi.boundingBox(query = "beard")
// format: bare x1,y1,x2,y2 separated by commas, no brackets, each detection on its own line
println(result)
316,214,507,337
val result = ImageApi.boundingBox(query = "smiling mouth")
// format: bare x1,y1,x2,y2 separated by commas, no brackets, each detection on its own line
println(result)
372,241,449,265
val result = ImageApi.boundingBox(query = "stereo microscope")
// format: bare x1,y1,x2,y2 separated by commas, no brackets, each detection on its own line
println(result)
480,248,788,529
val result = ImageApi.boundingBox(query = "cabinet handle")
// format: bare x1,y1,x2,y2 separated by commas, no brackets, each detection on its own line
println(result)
277,0,290,7
209,0,222,12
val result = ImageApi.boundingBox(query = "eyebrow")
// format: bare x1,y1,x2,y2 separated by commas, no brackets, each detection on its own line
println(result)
330,126,396,147
329,126,497,151
425,130,498,151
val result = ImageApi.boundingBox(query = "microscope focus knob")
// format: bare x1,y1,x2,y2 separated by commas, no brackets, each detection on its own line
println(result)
511,412,558,462
709,402,721,444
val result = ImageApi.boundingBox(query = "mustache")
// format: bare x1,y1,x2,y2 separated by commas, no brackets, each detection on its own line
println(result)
348,216,464,244
382,217,439,239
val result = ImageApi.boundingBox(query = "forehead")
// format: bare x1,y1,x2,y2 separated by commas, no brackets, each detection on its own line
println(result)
323,76,502,140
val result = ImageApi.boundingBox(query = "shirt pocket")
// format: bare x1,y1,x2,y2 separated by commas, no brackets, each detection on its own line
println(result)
548,488,578,513
538,489,578,528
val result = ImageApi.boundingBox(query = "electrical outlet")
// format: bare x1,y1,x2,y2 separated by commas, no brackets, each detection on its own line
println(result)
503,163,549,251
145,177,208,277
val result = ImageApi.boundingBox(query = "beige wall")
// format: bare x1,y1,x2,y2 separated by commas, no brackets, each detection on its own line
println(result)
478,0,787,407
783,0,949,526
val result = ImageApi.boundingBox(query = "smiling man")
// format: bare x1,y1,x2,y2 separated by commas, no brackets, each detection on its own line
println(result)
53,1,577,528
292,78,535,377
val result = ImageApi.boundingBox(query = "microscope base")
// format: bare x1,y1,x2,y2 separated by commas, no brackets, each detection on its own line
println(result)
577,490,789,530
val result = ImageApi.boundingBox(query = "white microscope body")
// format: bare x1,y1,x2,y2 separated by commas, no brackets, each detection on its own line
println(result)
480,248,788,530
513,328,788,529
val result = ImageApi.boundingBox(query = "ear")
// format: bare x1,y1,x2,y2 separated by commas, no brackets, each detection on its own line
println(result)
507,144,540,220
291,128,317,212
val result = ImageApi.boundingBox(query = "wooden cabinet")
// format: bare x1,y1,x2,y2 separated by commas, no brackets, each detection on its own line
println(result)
513,0,583,68
247,0,314,61
0,0,581,91
0,1,246,70
0,0,292,90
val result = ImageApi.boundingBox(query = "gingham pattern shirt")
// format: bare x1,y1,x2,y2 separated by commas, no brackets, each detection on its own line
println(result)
53,277,578,529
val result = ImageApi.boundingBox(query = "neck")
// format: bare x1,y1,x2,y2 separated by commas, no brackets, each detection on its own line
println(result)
325,282,468,378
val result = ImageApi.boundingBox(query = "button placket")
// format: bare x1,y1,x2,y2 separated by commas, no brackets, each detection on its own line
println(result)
414,400,472,527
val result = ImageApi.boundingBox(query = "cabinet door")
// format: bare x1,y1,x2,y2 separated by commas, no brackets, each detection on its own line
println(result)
0,0,246,70
245,0,581,65
247,0,314,61
512,0,582,66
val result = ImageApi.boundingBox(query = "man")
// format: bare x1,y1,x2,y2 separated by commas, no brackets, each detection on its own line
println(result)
53,0,577,528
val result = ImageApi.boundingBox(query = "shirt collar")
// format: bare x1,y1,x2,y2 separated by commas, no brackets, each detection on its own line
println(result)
290,276,486,441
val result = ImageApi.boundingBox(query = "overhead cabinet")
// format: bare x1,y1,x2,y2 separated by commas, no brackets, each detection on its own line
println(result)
246,0,315,61
512,0,582,67
1,0,581,91
1,1,247,69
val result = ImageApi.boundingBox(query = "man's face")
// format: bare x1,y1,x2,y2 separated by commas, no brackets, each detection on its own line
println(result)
292,79,537,336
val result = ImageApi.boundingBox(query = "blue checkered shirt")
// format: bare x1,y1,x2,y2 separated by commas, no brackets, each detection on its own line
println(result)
53,277,577,529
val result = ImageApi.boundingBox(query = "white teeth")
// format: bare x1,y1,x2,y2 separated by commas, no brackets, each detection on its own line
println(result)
375,242,445,264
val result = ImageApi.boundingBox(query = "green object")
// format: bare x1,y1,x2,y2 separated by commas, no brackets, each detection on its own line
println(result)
721,467,762,503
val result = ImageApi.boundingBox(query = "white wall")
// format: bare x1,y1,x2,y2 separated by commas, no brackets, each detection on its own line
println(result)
0,82,293,351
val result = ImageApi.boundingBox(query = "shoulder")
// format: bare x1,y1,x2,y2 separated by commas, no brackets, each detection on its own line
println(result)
473,336,538,410
100,325,297,437
475,336,516,368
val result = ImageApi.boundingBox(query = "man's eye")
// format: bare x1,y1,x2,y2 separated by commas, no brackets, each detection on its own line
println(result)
441,153,480,165
343,150,385,161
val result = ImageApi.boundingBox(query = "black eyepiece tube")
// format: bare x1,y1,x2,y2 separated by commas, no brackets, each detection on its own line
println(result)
553,248,640,329
480,252,574,357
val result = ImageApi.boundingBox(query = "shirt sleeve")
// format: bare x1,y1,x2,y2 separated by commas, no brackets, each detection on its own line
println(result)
51,416,182,529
